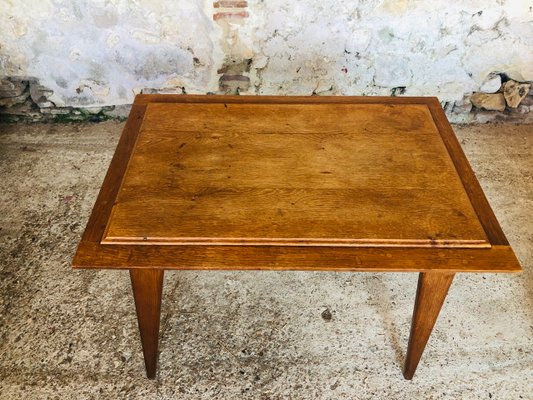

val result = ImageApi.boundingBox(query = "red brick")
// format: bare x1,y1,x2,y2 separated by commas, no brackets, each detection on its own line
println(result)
213,11,249,20
213,1,248,8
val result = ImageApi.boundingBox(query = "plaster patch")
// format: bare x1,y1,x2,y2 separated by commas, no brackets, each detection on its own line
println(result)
0,0,531,121
106,34,120,48
379,0,409,15
374,54,412,87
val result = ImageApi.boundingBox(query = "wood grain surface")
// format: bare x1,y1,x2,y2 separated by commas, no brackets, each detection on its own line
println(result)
403,272,455,379
130,269,164,379
72,95,522,273
102,102,488,248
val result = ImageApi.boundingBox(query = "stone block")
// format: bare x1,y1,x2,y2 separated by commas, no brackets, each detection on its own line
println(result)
519,95,533,107
0,98,40,118
29,83,54,107
0,92,30,107
516,105,530,114
103,104,132,119
470,92,506,111
49,108,72,115
452,97,473,115
0,79,28,98
503,80,531,108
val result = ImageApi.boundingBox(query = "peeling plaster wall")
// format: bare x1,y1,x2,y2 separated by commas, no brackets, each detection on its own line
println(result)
0,0,219,107
1,0,532,121
253,1,532,95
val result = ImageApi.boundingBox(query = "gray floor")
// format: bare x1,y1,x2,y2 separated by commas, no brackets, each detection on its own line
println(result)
0,121,531,399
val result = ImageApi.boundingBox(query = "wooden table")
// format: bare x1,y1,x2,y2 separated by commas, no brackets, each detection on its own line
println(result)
73,95,521,379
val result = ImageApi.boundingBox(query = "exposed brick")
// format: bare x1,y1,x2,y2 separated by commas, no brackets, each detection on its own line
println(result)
213,1,247,8
219,74,250,94
217,59,252,75
213,11,249,21
219,75,250,82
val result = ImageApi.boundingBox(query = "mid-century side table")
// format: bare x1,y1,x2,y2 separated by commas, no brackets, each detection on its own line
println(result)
73,95,521,379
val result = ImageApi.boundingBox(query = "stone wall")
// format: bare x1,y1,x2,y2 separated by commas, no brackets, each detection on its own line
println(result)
1,0,532,122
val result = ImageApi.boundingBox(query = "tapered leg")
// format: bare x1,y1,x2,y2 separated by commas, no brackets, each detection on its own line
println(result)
403,272,455,380
130,269,164,379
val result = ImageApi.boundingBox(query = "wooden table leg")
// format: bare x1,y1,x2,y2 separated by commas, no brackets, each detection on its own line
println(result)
130,269,164,379
403,272,455,380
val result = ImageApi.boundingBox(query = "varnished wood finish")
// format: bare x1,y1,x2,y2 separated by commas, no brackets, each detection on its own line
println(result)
78,104,146,245
75,241,519,272
102,102,488,248
403,272,455,379
72,95,522,380
427,102,509,245
130,269,164,379
72,95,521,272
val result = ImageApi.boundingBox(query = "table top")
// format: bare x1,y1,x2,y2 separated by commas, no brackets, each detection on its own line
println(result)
73,95,521,273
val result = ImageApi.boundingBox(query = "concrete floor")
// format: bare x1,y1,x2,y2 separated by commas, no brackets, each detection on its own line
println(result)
0,121,531,399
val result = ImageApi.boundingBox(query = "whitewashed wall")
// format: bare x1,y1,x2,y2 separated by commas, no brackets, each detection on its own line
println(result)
0,0,532,121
